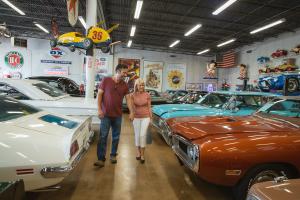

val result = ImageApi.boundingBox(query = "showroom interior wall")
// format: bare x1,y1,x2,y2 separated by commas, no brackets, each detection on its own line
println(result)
113,46,214,91
218,28,300,90
0,37,113,84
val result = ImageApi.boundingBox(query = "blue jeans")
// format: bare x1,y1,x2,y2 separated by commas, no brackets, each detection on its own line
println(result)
97,116,122,161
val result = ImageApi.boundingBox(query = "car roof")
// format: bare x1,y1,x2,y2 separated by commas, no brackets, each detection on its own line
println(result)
212,90,280,97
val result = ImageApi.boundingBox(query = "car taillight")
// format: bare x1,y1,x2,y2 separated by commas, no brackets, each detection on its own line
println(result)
70,140,79,158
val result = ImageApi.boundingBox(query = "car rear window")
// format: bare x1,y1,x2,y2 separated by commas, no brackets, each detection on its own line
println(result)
0,98,40,122
39,114,78,129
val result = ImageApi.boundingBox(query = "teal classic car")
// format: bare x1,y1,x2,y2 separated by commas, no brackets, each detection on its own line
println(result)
151,91,279,145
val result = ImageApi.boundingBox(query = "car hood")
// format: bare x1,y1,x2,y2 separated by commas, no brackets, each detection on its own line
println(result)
152,104,210,117
249,179,300,200
169,115,295,140
10,111,81,136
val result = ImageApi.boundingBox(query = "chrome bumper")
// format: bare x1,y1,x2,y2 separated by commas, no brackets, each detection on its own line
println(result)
40,131,94,178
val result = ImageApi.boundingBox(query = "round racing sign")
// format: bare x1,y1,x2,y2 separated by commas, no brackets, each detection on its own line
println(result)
5,51,24,69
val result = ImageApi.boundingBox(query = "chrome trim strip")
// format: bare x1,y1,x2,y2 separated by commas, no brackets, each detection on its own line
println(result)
40,131,94,178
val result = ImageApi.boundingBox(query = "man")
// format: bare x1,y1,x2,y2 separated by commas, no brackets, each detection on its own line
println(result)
94,64,133,168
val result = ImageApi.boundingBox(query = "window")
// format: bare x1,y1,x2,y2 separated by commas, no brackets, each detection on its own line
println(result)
33,82,65,97
0,83,30,100
262,99,300,118
198,93,230,108
0,97,40,121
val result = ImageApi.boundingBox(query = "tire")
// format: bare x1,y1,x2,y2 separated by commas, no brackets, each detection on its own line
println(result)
233,164,293,200
101,46,110,53
50,39,57,47
83,38,93,50
69,46,76,52
286,78,299,93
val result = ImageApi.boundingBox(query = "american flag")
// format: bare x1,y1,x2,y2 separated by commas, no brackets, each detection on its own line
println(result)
216,50,236,68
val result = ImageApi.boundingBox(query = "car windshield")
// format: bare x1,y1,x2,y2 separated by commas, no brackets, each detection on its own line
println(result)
257,99,300,119
33,82,66,97
0,97,40,122
197,93,230,108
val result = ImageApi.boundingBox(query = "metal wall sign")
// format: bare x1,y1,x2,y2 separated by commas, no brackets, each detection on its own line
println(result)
4,51,24,69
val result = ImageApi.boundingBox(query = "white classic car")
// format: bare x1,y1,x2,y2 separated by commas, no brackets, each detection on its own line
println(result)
0,79,100,130
0,96,94,191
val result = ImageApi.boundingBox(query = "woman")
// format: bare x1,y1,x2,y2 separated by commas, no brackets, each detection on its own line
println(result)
130,78,152,164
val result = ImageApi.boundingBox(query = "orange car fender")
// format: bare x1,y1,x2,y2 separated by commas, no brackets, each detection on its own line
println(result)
195,132,300,186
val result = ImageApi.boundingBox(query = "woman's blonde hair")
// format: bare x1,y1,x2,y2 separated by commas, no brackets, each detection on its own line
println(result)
134,78,145,92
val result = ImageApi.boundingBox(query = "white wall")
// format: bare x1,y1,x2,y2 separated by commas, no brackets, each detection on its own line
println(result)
113,46,214,91
219,28,300,90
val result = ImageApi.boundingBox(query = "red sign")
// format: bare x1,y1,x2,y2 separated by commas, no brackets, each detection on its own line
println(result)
5,51,24,69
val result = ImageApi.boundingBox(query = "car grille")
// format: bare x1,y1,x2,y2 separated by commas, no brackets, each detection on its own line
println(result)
172,134,199,172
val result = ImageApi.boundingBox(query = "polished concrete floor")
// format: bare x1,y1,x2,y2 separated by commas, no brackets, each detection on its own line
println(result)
28,114,233,200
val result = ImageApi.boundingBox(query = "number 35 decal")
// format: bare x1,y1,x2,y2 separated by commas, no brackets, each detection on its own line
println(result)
92,31,102,40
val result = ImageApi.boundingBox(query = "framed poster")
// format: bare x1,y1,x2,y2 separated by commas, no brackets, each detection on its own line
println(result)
143,61,163,92
166,63,186,90
118,58,140,91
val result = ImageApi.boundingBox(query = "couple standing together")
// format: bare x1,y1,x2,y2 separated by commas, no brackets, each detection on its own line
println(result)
94,64,152,168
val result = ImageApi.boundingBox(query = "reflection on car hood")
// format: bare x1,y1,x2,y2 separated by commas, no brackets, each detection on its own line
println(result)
249,179,300,200
169,115,295,140
53,96,97,109
152,104,209,117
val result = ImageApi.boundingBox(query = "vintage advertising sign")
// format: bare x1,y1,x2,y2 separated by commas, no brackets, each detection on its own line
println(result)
166,63,187,90
49,47,65,59
4,51,24,69
44,66,69,75
143,61,163,92
67,0,78,27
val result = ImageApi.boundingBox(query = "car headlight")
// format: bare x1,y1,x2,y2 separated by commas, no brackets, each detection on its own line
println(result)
187,145,199,161
246,194,259,200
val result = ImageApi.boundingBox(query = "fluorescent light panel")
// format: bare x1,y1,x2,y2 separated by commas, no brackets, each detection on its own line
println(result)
78,16,87,29
127,40,132,47
134,0,143,19
250,19,286,34
169,40,180,48
184,24,202,36
35,23,49,33
2,0,25,15
217,39,236,47
197,49,210,55
130,25,136,37
212,0,237,15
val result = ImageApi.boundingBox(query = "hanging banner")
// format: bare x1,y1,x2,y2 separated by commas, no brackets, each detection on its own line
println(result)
143,61,163,92
118,58,140,91
67,0,78,27
166,63,186,90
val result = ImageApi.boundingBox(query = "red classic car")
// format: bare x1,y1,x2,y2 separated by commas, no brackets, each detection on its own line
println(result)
271,49,288,58
168,96,300,200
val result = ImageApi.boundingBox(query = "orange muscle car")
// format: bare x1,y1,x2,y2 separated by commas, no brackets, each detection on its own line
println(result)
169,96,300,199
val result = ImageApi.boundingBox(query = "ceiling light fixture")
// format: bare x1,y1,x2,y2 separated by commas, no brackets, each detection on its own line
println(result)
197,49,210,55
212,0,237,15
2,0,25,15
34,23,49,34
169,40,180,48
78,16,87,29
217,38,236,47
250,18,286,34
127,40,132,47
130,25,136,37
134,0,143,19
184,24,202,36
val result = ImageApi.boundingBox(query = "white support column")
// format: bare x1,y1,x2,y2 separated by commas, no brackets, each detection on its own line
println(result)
85,0,97,100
